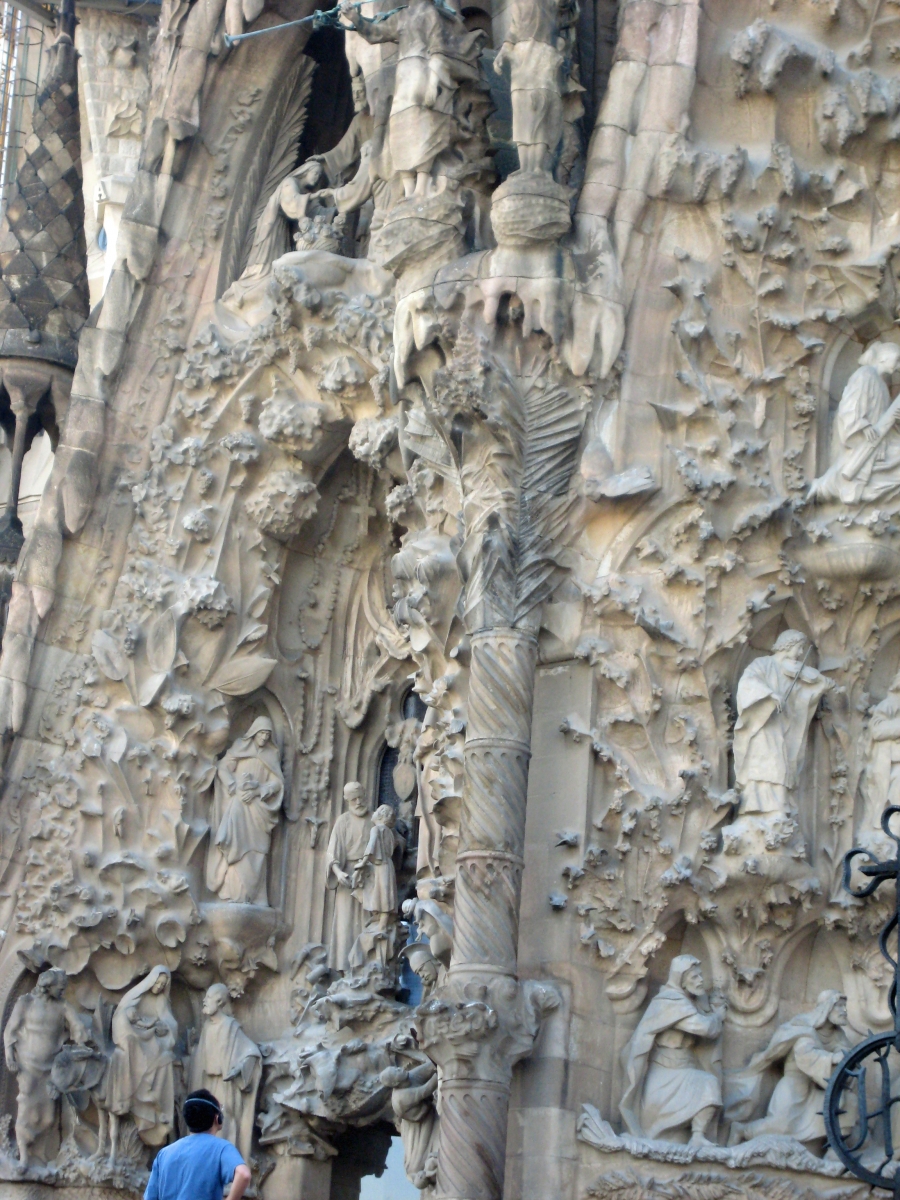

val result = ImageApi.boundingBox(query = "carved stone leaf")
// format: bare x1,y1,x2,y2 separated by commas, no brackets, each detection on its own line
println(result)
209,655,277,695
105,724,128,764
139,671,168,707
147,608,178,673
92,629,129,681
237,621,268,647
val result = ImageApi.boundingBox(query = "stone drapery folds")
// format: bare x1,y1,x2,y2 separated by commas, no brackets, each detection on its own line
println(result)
3,0,900,1198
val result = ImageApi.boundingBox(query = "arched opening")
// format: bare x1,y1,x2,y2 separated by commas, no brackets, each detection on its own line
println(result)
0,376,59,556
295,26,355,167
329,1121,418,1200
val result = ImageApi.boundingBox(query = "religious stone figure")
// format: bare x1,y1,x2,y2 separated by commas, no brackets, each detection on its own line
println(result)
726,991,852,1150
733,631,832,817
189,984,261,1164
326,781,372,972
3,968,87,1170
207,716,284,906
620,955,726,1144
248,74,377,269
381,1041,439,1190
105,966,178,1161
859,668,900,854
809,341,900,506
494,0,566,176
349,803,404,969
340,0,485,198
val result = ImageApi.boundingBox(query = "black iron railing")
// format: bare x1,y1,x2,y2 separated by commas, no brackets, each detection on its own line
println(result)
825,806,900,1193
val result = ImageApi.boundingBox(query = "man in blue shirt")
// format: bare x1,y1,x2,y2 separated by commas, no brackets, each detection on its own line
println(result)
144,1090,252,1200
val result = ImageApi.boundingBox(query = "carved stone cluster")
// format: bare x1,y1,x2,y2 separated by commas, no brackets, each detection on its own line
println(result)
0,0,898,1198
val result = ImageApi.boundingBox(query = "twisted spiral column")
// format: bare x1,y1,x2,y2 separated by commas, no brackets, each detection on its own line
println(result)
451,629,537,978
434,628,539,1200
435,1080,510,1200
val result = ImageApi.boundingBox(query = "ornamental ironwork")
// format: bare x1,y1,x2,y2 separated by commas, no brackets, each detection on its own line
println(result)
825,805,900,1193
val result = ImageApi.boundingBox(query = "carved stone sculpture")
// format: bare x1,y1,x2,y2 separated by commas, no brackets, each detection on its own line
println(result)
206,716,284,906
620,956,726,1144
325,781,372,973
340,0,485,199
494,0,567,176
105,966,178,1160
859,669,900,855
349,802,403,970
189,984,261,1164
733,632,831,818
248,74,375,270
7,0,900,1195
726,991,850,1151
3,969,87,1170
809,342,900,506
380,1040,438,1190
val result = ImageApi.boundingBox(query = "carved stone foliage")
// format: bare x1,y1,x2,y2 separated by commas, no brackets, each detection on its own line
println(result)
583,1170,866,1200
7,0,900,1197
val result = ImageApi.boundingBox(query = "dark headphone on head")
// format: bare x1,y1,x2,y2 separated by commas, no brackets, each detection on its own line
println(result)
183,1096,222,1125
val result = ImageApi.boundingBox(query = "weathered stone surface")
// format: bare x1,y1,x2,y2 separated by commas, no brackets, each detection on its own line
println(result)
0,0,898,1196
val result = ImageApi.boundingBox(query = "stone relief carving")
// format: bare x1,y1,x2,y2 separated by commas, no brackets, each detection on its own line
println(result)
809,342,900,507
620,956,726,1145
188,984,261,1164
732,632,832,821
325,781,372,973
726,991,851,1150
105,966,178,1162
8,0,900,1195
206,716,284,905
3,969,87,1173
349,802,403,971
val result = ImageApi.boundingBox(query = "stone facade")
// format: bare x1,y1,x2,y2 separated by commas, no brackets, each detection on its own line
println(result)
0,0,896,1197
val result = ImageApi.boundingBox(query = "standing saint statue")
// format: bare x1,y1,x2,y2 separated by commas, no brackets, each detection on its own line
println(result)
726,991,852,1150
325,781,372,972
105,966,178,1162
189,984,261,1164
733,631,832,817
494,0,569,176
859,668,900,854
809,341,900,505
207,716,284,906
340,0,485,198
3,968,87,1170
620,955,726,1144
349,803,405,969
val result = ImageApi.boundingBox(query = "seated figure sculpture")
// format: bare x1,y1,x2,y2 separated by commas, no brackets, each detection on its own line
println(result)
809,341,900,506
620,955,726,1145
726,991,852,1151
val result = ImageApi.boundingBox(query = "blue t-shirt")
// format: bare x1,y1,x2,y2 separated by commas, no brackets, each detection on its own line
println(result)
144,1133,244,1200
